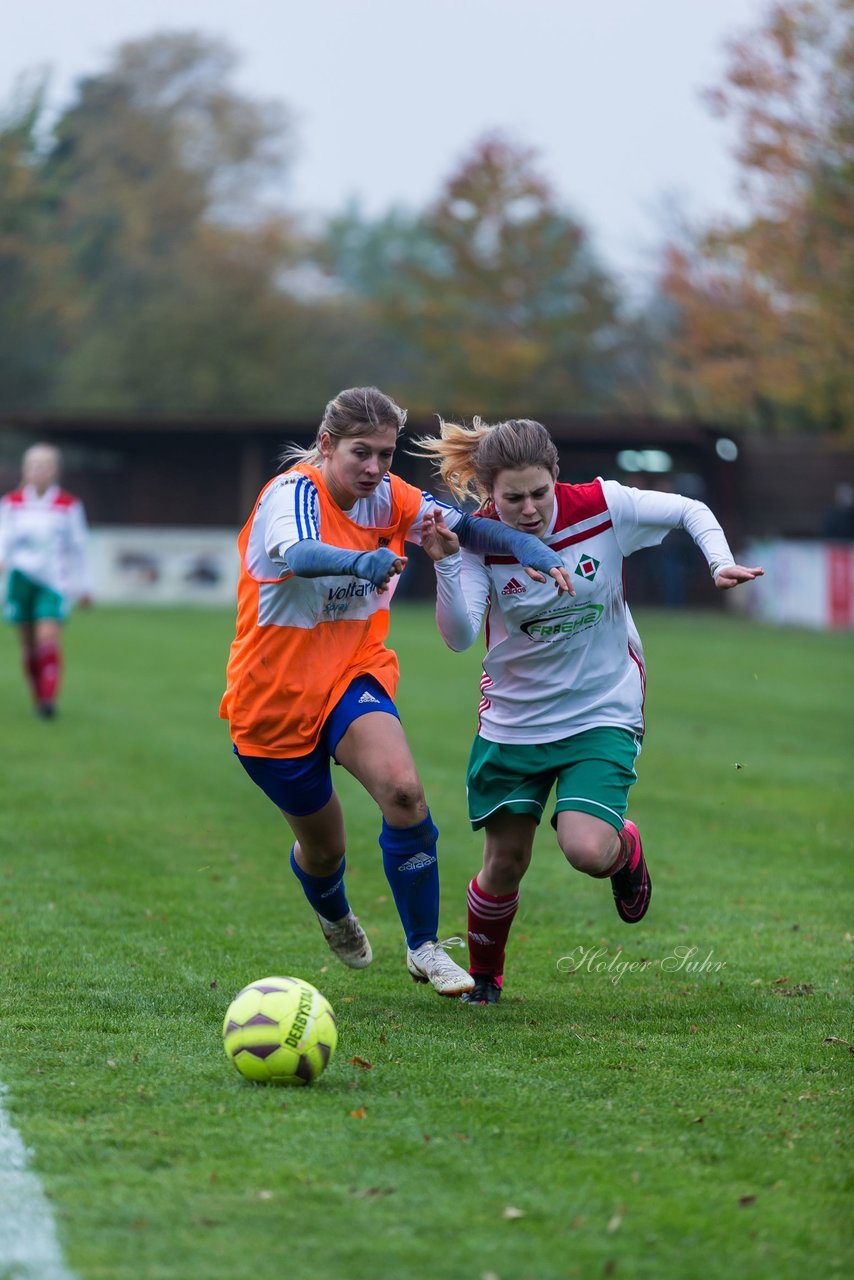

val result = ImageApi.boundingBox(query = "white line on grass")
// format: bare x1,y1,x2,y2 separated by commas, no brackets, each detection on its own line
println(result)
0,1083,76,1279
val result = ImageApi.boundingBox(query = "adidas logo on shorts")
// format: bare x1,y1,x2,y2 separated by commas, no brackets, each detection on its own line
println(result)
501,577,527,596
397,852,437,872
357,690,381,704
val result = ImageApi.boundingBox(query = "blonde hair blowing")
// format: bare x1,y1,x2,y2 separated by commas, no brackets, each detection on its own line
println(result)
412,417,559,506
279,386,408,468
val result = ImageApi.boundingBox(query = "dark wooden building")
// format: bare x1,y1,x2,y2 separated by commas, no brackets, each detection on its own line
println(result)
0,412,746,525
2,413,851,603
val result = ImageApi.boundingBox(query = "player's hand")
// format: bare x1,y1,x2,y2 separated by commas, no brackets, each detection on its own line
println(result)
352,548,407,593
421,509,460,561
373,556,407,594
522,563,575,595
714,564,764,590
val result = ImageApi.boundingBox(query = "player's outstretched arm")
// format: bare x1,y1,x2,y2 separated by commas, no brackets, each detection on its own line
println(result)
285,541,406,593
713,564,764,590
453,512,573,594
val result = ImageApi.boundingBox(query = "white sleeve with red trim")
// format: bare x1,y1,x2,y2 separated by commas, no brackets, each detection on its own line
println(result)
601,481,736,579
433,550,490,650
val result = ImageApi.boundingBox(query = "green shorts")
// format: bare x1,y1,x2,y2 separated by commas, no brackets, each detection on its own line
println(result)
466,726,642,833
4,569,67,625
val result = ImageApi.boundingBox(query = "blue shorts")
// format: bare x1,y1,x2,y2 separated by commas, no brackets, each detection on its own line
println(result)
234,675,399,817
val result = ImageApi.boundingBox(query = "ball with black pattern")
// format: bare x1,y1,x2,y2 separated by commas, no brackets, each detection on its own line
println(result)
223,976,337,1086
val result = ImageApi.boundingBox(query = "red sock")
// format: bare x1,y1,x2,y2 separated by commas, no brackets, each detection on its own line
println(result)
466,875,519,979
35,638,61,703
590,825,638,879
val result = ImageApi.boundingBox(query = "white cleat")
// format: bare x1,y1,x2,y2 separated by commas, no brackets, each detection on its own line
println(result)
406,936,475,997
317,910,373,969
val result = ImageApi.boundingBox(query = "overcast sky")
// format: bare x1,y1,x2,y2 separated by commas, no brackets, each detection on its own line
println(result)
5,0,770,286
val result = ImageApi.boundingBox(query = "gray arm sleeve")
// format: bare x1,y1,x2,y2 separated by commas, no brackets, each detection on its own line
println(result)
455,512,563,572
285,540,401,587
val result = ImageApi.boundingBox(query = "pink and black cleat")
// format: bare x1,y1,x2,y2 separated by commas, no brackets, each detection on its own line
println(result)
611,820,652,923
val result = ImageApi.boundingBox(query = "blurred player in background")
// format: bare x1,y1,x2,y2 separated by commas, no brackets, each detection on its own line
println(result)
417,417,763,1005
220,387,571,997
0,443,93,719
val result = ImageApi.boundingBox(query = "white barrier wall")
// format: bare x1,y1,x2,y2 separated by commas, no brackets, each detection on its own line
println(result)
89,527,240,606
87,529,854,627
730,539,854,630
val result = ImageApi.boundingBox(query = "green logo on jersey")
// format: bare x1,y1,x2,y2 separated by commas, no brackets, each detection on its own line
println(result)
521,602,604,643
574,552,600,581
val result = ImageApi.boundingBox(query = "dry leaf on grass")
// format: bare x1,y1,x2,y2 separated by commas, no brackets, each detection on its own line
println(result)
606,1208,624,1233
823,1036,854,1052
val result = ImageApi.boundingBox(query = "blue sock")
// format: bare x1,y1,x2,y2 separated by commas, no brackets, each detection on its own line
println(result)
379,811,440,950
289,847,350,922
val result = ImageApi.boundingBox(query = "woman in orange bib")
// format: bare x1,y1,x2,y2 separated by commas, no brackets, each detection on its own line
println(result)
220,387,570,996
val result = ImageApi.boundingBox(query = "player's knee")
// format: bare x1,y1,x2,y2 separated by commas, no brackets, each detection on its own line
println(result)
560,830,614,874
296,845,344,876
378,773,426,820
483,845,528,887
392,779,424,814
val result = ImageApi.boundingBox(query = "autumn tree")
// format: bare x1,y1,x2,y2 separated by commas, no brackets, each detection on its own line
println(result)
39,32,318,414
322,135,621,417
0,78,75,408
659,0,854,434
318,205,429,398
0,32,370,416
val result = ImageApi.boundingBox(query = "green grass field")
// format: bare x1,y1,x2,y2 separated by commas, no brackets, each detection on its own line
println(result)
0,605,851,1280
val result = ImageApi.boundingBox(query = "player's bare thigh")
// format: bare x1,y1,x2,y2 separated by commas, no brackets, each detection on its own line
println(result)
334,711,428,826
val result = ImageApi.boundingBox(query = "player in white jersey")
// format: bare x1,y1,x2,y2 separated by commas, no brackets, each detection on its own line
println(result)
415,417,764,1005
0,444,93,718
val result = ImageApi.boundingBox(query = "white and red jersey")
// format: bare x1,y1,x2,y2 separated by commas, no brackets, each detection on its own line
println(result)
0,483,92,599
434,479,736,745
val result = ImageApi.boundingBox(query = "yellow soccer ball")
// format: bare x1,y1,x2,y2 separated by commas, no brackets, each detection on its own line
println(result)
223,976,337,1086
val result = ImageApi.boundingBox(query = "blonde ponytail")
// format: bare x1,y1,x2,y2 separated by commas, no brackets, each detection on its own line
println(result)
411,417,495,505
412,416,559,505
